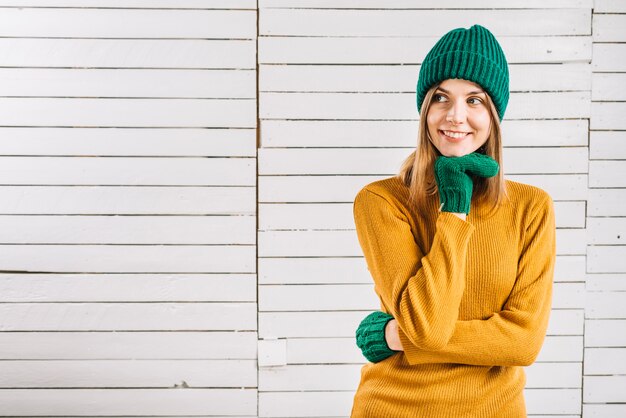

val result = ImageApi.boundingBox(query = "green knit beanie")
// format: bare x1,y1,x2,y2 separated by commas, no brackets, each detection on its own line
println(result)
416,24,509,121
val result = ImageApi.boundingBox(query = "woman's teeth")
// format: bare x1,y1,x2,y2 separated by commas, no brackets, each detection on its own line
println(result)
442,130,470,139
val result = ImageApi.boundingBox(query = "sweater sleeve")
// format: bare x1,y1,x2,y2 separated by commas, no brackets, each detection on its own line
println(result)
397,193,556,367
353,187,475,351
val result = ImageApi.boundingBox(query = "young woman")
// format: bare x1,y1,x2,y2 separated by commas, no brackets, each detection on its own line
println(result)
350,24,556,417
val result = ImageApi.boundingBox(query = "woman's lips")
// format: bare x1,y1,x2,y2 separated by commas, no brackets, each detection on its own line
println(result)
439,130,471,142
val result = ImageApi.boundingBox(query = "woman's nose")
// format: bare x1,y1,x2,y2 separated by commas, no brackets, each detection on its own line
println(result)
446,101,467,124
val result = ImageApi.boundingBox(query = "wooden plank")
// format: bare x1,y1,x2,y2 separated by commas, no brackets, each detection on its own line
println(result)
0,8,256,38
595,0,626,11
585,319,626,347
525,389,581,415
587,218,626,245
586,274,626,291
0,302,256,331
0,98,256,128
591,102,626,130
0,331,257,359
592,73,626,101
260,91,590,120
259,147,588,175
0,274,256,302
592,14,626,42
588,246,626,273
260,36,592,64
506,175,587,201
259,257,368,285
260,64,590,94
0,157,255,186
584,404,626,418
584,376,626,403
586,291,626,319
261,9,589,36
0,69,256,99
0,244,256,273
590,130,626,160
554,255,586,282
590,161,626,187
0,359,257,388
0,388,257,416
261,119,588,148
0,0,256,7
585,347,626,374
0,186,256,215
260,0,591,8
0,39,256,68
589,189,626,216
592,44,626,72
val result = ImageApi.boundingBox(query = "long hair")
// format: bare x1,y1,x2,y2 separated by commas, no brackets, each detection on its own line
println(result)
397,82,508,214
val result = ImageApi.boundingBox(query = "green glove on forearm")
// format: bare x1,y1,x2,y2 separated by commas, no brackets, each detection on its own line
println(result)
356,311,398,363
434,152,500,214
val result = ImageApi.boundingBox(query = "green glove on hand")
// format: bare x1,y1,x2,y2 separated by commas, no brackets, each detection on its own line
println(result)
356,311,398,363
434,152,500,214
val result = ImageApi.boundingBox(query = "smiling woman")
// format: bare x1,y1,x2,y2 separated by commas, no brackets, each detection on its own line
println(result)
350,24,556,418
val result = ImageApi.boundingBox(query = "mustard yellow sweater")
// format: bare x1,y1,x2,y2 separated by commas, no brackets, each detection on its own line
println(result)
350,176,556,418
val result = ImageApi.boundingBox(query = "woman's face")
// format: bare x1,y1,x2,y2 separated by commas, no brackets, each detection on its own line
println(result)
426,78,492,157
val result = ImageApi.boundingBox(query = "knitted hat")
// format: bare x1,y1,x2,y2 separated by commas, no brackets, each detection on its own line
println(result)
416,24,509,121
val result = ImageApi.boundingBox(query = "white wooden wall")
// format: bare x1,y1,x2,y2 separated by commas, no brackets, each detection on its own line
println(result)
0,1,623,417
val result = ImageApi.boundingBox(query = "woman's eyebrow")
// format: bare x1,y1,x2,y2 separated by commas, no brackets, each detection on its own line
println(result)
436,87,485,95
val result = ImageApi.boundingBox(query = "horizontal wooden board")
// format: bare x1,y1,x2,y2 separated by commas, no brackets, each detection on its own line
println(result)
261,119,588,148
590,130,626,160
0,331,257,359
285,335,583,364
0,388,257,416
0,302,256,331
586,274,626,291
0,9,256,38
260,63,590,94
259,257,368,285
260,92,590,120
259,309,583,338
592,73,626,102
592,13,626,42
592,44,626,72
0,39,256,68
588,246,626,273
261,9,589,36
587,217,625,245
594,0,626,11
586,291,626,319
260,36,591,65
590,161,626,187
0,359,257,388
0,98,256,128
0,244,256,273
585,319,626,347
0,0,256,7
591,102,626,130
554,255,586,282
589,189,626,216
259,147,587,175
584,347,626,375
0,157,255,186
584,376,626,403
0,127,256,157
584,404,626,418
260,0,591,7
0,186,256,215
0,69,256,99
0,215,255,244
0,274,256,302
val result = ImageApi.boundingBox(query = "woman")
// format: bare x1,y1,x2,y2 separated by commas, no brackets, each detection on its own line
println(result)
350,24,556,417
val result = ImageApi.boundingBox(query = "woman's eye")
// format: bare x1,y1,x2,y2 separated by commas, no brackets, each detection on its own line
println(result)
433,94,446,102
468,97,483,105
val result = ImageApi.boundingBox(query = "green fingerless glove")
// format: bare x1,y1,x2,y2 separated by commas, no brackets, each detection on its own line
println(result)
356,311,398,363
434,152,500,214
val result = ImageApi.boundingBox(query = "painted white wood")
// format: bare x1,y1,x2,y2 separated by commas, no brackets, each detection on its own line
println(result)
260,9,589,36
592,44,626,71
0,359,257,387
259,257,368,285
259,309,583,339
584,376,626,403
0,157,255,186
590,130,626,160
0,331,257,359
585,319,626,347
554,255,586,282
0,9,255,38
260,36,592,64
588,246,626,273
586,292,626,319
587,217,626,244
260,92,589,120
588,189,626,216
594,0,626,12
0,69,256,99
0,39,256,68
506,175,588,201
584,404,626,418
260,64,590,94
259,338,287,367
592,73,626,102
0,274,256,302
590,161,626,187
0,186,256,215
260,0,591,7
592,13,626,42
525,389,582,415
586,274,626,291
591,102,626,130
584,347,626,374
0,0,256,7
0,389,257,416
0,303,257,331
0,245,256,273
0,98,256,128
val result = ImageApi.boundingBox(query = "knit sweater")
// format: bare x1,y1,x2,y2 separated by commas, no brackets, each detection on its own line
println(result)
350,176,556,418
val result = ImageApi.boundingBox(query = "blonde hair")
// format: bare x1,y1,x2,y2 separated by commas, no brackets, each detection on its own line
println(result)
397,81,508,214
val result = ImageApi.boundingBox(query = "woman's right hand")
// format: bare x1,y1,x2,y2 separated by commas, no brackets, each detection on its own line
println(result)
434,152,499,215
